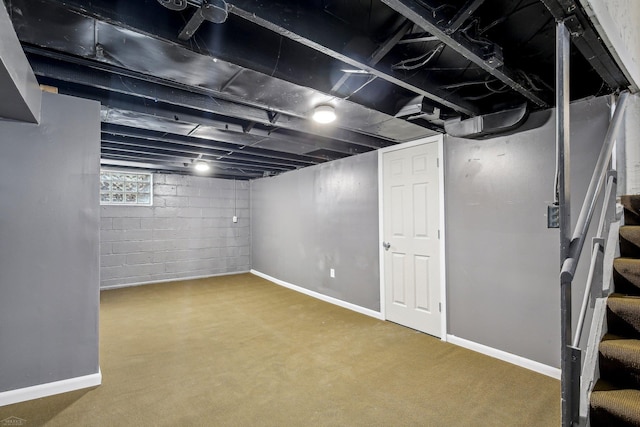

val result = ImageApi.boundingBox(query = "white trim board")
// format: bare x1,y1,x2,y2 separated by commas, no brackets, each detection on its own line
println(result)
447,335,561,380
377,135,448,341
0,370,102,407
250,270,384,320
100,270,251,291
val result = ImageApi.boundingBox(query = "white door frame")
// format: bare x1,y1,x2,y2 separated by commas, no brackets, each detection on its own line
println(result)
378,135,447,341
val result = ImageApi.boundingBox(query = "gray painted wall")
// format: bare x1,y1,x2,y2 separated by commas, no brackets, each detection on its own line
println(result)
251,97,610,368
445,96,610,367
100,175,250,288
0,92,100,392
622,93,640,194
251,151,380,311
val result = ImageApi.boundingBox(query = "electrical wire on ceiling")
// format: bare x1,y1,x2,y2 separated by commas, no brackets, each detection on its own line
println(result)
415,0,456,22
516,70,543,91
442,76,508,101
343,75,378,100
484,80,510,93
442,79,496,89
478,0,535,35
391,43,444,71
459,19,494,49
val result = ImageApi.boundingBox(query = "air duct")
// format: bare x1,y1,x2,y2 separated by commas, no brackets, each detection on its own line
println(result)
444,104,528,138
179,0,228,40
157,0,188,11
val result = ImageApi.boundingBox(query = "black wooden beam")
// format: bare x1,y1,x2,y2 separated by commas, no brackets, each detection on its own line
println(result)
100,156,262,179
445,0,486,35
379,0,550,107
100,139,296,172
25,47,391,150
101,158,259,179
100,133,314,169
101,124,323,165
226,0,480,116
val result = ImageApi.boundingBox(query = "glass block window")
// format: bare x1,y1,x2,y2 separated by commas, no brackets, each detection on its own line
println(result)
100,170,153,205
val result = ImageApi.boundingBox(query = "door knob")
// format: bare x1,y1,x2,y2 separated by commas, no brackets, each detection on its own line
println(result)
382,242,391,251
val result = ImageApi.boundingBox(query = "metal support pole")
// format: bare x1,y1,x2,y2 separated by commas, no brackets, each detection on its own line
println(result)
557,21,571,262
556,20,573,427
611,94,617,172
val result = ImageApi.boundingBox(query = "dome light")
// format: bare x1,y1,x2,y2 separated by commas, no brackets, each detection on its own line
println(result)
194,161,210,172
312,105,336,124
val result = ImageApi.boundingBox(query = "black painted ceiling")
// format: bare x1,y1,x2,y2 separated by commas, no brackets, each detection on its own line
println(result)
5,0,628,179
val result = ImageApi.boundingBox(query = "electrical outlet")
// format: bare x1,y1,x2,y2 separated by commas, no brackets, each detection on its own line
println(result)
232,216,238,223
330,268,335,278
547,205,559,228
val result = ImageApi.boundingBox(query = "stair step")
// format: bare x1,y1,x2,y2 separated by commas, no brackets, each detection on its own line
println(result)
622,195,640,226
620,226,640,258
599,336,640,389
590,380,640,426
613,258,640,295
608,294,640,338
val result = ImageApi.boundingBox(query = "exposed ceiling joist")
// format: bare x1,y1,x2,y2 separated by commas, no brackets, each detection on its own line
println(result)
41,77,375,157
101,153,264,178
331,18,412,94
101,158,258,179
102,142,294,172
12,0,437,142
24,47,395,150
100,135,313,170
379,0,550,108
102,124,322,166
225,0,480,116
444,0,486,35
5,0,629,179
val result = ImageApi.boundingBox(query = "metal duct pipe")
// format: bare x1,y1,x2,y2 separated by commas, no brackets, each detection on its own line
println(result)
157,0,188,11
179,0,228,40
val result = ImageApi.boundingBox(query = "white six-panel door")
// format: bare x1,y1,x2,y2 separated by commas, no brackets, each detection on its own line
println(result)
382,141,441,337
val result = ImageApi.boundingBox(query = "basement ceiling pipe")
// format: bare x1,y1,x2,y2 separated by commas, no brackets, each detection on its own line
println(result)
179,0,228,40
444,104,529,139
157,0,188,11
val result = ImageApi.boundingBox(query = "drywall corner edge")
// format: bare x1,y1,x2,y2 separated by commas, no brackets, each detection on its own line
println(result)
447,335,561,379
250,270,384,320
0,369,102,407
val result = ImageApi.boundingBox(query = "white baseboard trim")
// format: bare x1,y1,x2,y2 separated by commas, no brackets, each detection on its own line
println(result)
100,270,251,291
447,335,561,380
250,270,384,320
0,369,102,407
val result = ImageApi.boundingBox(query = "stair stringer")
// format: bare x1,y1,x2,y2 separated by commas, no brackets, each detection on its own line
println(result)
580,219,621,426
602,220,621,296
580,297,608,425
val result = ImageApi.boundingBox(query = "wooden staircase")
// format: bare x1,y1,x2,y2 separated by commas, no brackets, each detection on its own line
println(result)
590,196,640,426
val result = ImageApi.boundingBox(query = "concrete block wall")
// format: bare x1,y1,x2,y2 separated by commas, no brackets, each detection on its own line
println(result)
100,173,250,288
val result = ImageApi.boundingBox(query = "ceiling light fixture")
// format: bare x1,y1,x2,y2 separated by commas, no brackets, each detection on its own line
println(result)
194,161,210,172
312,105,336,124
340,69,370,74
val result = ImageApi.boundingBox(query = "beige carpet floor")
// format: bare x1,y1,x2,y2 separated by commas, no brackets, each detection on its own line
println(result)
0,273,560,426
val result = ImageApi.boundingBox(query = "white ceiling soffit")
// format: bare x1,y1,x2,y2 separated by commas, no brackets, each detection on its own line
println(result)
579,0,640,92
